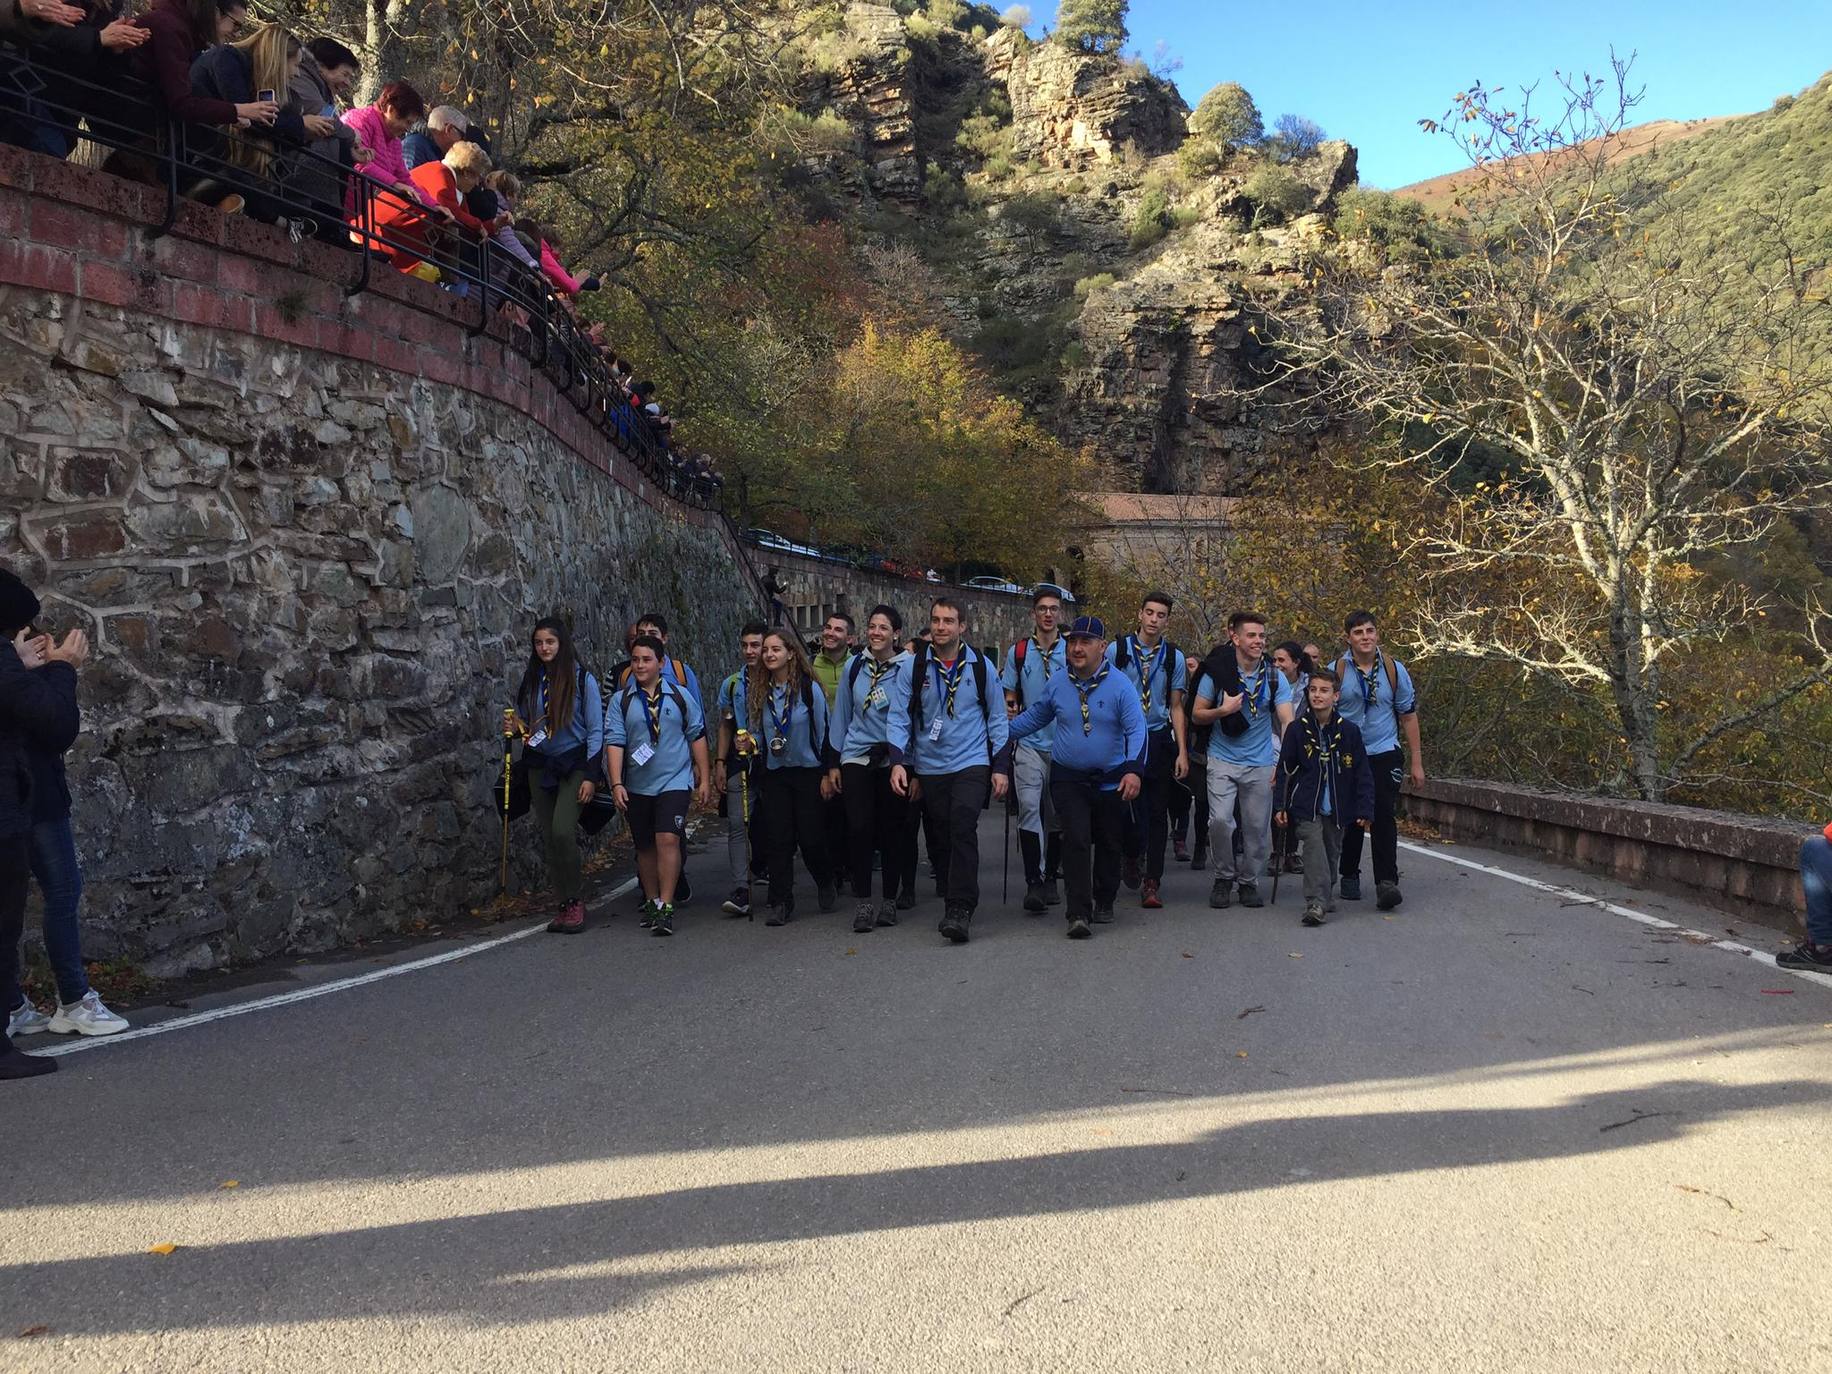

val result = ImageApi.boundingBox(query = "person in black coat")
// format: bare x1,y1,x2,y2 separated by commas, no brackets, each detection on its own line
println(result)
1273,667,1375,928
0,0,148,158
0,570,83,1081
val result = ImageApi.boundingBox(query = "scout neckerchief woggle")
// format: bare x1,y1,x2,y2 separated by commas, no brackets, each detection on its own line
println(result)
1071,663,1109,735
864,656,895,709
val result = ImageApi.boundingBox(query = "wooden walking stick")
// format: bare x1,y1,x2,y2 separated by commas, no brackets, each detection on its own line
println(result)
500,708,516,895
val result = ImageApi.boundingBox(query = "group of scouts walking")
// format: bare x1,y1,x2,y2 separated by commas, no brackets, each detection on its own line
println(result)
510,588,1425,943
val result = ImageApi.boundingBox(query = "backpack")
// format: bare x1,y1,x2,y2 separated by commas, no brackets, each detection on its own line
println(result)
617,676,696,744
1196,642,1251,739
1113,635,1179,711
1336,653,1402,720
908,643,992,734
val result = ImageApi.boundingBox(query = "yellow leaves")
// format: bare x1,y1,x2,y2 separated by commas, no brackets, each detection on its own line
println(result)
146,1243,180,1256
219,1180,240,1190
1235,1050,1249,1059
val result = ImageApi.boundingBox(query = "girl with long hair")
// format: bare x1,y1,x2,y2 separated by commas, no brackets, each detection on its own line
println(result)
511,617,601,934
823,606,917,933
747,629,834,926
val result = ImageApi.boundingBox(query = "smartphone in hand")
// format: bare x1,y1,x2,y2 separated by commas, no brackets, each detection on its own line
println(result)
257,88,275,102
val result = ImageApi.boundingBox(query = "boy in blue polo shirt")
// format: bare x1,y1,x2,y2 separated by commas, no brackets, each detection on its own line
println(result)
1192,611,1296,911
889,597,1010,944
606,636,711,937
1002,587,1067,913
1333,610,1425,910
1106,591,1190,909
1010,616,1147,939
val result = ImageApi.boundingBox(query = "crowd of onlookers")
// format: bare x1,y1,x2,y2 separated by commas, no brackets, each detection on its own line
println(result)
0,0,720,502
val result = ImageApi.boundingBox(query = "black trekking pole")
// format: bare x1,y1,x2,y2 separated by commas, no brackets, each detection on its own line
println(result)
1002,783,1012,904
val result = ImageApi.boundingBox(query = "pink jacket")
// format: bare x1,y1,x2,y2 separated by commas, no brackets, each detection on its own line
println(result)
341,104,429,207
540,239,583,295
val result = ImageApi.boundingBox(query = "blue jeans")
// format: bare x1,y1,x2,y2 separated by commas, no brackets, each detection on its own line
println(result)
3,816,88,1010
1803,835,1832,945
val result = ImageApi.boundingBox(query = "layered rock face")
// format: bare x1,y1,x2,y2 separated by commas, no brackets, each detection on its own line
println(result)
990,27,1189,170
795,8,1360,496
0,287,755,976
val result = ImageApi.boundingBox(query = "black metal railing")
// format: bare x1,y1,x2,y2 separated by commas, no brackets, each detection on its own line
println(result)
0,37,727,512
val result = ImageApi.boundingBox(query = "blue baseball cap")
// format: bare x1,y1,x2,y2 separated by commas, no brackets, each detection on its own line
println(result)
1065,615,1106,640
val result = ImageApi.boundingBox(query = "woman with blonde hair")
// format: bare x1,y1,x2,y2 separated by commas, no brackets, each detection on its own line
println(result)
190,21,331,220
747,628,837,926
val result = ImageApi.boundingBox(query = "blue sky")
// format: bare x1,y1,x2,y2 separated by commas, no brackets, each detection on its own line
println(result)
1025,1,1832,187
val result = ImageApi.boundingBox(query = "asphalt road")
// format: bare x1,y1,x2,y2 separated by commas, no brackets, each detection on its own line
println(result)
4,817,1830,1373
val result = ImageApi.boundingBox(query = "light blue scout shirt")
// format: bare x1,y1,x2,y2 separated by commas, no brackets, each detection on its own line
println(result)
1009,662,1148,790
717,666,749,723
887,644,1011,775
828,650,912,763
620,656,703,703
1001,635,1066,754
605,678,705,795
1334,652,1418,755
524,667,605,762
1193,657,1296,768
1105,635,1189,735
758,677,830,771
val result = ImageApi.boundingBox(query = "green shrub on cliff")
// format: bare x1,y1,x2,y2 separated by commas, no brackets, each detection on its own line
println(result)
1053,0,1128,55
1190,81,1263,149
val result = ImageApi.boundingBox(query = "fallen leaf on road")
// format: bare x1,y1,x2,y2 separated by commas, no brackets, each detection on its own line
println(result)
1235,1051,1248,1059
219,1180,240,1189
15,1325,49,1339
1287,952,1302,959
146,1243,179,1255
1760,989,1795,995
843,948,856,956
1181,951,1193,959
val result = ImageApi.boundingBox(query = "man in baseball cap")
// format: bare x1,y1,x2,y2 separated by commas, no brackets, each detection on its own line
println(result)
1005,615,1148,938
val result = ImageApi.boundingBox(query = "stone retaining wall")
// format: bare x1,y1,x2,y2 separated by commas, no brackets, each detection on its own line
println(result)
0,145,761,975
1406,779,1814,933
761,547,1038,650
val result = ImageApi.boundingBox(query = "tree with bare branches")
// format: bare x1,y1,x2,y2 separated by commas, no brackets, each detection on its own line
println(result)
1274,57,1832,801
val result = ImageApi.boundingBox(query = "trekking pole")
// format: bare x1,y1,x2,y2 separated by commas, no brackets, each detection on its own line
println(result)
1002,785,1012,904
499,709,515,895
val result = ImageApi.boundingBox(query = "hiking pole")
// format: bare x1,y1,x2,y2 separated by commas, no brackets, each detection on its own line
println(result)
1002,785,1012,904
499,709,516,895
1269,819,1284,905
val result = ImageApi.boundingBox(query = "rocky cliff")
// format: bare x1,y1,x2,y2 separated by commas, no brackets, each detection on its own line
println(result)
791,5,1360,495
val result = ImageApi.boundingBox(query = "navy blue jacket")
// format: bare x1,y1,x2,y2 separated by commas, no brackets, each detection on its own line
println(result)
1273,710,1375,825
0,648,79,840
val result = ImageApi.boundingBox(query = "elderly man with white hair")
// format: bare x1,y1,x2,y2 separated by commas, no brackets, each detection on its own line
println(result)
403,104,470,170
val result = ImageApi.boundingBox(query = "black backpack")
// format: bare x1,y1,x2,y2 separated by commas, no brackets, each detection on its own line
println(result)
1113,635,1180,710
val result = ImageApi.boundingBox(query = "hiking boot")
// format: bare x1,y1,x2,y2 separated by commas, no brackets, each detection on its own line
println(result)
1042,878,1061,906
765,903,793,927
0,1040,56,1081
876,899,899,927
550,900,587,934
1340,874,1363,901
1190,844,1209,872
8,999,51,1036
722,886,751,918
46,992,128,1037
853,901,877,934
896,885,916,911
1302,901,1327,927
650,903,675,937
1122,855,1142,891
1067,917,1091,940
1173,837,1189,862
1777,941,1832,971
1091,902,1115,924
938,904,970,944
1141,878,1162,909
1209,878,1232,909
1376,882,1403,911
1285,852,1305,874
1237,884,1263,909
1023,881,1047,914
817,881,839,913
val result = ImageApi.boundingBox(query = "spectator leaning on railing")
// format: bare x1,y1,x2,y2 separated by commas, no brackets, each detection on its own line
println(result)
341,77,429,214
283,35,360,239
401,101,464,171
0,0,149,160
189,22,325,225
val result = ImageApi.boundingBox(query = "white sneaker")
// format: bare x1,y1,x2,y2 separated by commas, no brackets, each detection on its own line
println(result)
47,991,129,1037
8,999,51,1035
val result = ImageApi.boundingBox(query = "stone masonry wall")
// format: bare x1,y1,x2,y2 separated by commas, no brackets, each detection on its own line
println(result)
0,146,761,975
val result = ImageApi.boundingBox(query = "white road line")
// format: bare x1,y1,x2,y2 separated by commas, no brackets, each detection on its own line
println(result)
37,878,640,1058
1400,840,1832,991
